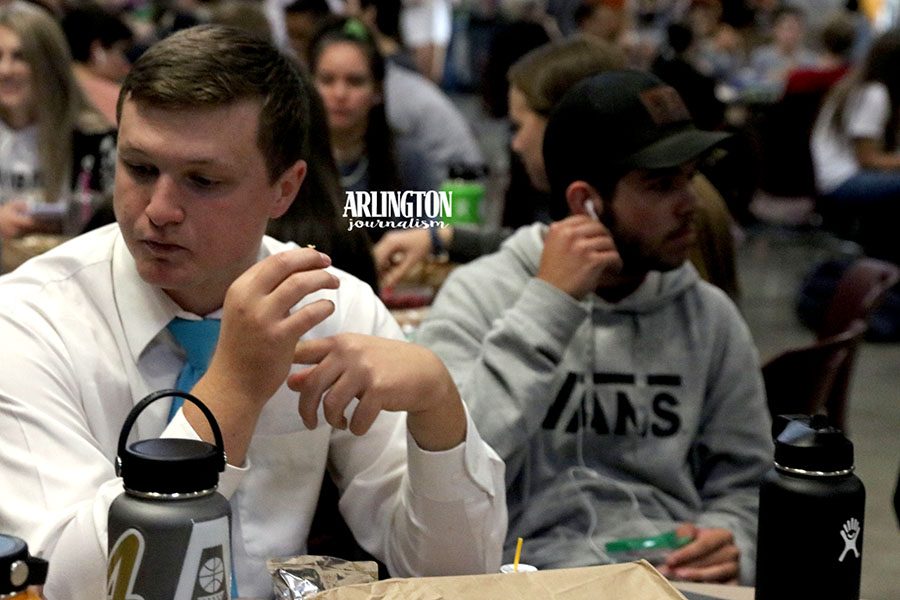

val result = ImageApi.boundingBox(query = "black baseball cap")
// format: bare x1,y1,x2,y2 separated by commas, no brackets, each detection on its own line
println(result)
543,70,729,195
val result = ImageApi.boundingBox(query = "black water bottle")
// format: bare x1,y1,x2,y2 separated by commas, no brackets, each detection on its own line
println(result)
755,415,865,600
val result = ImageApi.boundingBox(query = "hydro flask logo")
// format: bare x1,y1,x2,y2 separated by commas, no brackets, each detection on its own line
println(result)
838,517,861,562
192,545,227,600
107,528,146,600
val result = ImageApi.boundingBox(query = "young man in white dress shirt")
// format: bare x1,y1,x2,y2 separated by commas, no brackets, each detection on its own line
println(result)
0,25,505,599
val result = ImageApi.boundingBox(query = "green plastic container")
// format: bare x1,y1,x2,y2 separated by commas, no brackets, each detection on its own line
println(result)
605,530,692,565
440,179,484,225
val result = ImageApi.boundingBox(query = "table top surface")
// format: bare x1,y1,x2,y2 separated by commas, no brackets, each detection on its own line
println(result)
675,582,754,600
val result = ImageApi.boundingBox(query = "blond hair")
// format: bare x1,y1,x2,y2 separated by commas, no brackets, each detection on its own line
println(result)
0,1,105,203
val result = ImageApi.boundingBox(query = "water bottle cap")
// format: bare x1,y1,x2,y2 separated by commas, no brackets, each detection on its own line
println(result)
120,438,222,495
447,162,488,180
0,535,48,595
773,414,854,475
116,390,226,495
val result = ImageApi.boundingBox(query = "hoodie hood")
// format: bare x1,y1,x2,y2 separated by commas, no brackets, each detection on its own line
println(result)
501,222,699,314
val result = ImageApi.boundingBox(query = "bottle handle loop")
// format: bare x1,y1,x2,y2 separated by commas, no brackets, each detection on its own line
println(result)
116,389,226,474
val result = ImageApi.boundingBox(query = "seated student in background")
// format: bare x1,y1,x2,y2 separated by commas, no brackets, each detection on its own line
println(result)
0,25,506,599
61,4,135,127
375,37,739,299
811,29,900,263
308,16,444,239
309,17,405,193
351,0,485,181
0,1,114,244
285,0,484,185
783,10,856,96
373,36,626,289
266,63,380,291
416,70,772,585
743,6,818,95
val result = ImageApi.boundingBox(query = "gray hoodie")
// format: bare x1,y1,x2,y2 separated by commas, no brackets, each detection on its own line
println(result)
416,223,773,584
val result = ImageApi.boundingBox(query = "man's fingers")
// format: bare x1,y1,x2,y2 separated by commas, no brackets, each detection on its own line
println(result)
292,342,340,429
292,367,319,429
293,337,335,365
674,543,739,570
347,390,382,436
671,560,739,583
247,247,332,293
268,270,339,314
294,361,339,429
666,530,732,567
320,373,360,430
292,348,372,433
281,298,335,338
381,253,419,290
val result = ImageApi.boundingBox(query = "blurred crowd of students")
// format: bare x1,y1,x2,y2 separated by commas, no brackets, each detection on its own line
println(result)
1,0,899,270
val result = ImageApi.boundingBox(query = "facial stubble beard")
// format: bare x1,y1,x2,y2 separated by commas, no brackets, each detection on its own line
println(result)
600,205,685,276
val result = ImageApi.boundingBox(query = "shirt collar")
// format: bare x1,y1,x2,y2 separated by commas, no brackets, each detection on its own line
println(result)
112,233,183,364
112,233,275,362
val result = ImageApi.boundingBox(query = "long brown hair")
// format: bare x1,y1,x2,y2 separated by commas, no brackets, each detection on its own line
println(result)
507,34,625,118
507,35,626,217
828,29,900,149
308,16,402,193
0,1,105,203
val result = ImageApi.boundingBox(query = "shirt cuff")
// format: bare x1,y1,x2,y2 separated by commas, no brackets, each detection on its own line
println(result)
161,410,250,499
405,405,498,502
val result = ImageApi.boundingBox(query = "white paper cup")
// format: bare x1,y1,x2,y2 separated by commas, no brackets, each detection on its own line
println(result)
499,563,538,573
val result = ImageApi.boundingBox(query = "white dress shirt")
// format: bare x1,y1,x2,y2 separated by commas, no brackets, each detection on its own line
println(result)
0,224,506,599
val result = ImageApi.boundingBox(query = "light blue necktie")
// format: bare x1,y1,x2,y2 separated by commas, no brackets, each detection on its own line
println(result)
166,316,239,598
166,317,221,421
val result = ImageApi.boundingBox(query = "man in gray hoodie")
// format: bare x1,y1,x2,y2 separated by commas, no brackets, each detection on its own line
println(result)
415,70,773,585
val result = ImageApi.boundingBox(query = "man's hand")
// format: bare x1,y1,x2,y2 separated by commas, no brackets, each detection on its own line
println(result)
374,228,452,290
658,524,740,584
537,215,621,299
187,248,339,465
289,334,466,451
0,200,38,239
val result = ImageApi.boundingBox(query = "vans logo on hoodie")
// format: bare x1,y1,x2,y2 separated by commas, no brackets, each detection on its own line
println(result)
542,372,682,437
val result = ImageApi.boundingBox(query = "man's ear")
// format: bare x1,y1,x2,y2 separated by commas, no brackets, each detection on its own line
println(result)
565,180,603,217
270,159,307,219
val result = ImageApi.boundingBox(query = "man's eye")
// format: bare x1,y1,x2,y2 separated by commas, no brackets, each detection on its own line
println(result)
189,175,218,189
125,162,156,179
650,177,680,192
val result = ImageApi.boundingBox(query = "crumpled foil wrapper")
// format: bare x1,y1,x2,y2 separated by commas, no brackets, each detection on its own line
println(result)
268,555,379,599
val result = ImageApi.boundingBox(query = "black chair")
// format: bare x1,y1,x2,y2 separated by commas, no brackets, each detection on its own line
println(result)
762,319,867,430
819,257,900,339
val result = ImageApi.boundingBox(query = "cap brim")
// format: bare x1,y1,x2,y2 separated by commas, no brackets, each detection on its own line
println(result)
622,128,731,170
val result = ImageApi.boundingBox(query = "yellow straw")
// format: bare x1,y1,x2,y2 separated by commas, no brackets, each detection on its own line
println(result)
513,537,523,572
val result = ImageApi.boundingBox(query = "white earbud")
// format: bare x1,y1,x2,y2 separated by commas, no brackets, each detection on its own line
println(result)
584,199,599,222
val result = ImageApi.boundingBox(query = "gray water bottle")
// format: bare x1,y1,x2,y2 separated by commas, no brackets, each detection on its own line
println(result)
107,390,232,600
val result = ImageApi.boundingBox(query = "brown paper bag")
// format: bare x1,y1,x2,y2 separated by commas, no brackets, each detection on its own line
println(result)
311,561,687,599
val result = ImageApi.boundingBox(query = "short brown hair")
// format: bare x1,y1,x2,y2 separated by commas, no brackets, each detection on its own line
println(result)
118,25,309,182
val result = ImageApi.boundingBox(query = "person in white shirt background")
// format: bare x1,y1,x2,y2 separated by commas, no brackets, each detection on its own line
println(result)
0,1,114,244
0,24,505,599
810,28,900,263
